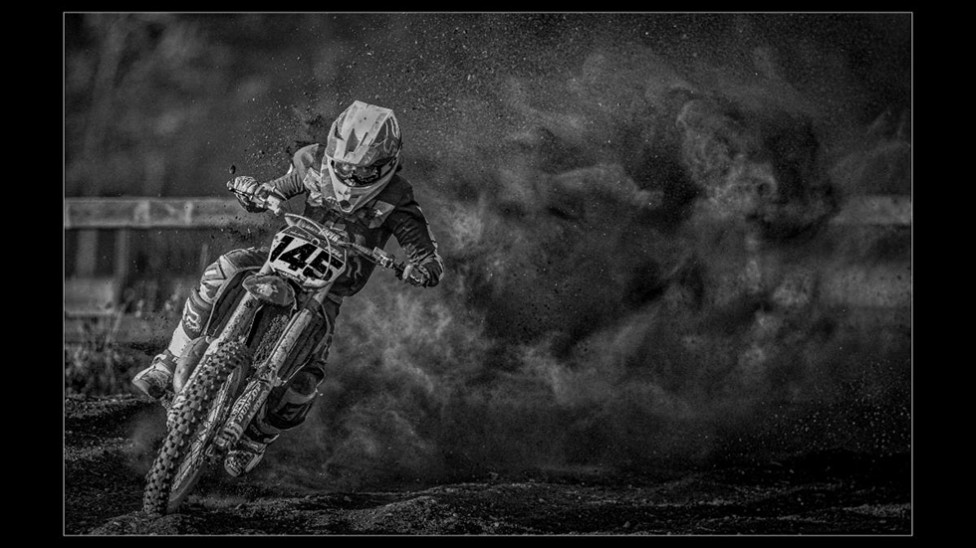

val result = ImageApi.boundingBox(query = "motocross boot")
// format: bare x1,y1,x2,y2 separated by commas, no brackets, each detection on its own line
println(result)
224,430,278,477
131,350,178,400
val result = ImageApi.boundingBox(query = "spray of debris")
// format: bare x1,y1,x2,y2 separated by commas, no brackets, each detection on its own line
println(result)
151,14,911,489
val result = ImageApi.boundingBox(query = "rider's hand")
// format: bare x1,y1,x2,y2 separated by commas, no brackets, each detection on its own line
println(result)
401,262,433,287
227,176,266,212
227,176,284,214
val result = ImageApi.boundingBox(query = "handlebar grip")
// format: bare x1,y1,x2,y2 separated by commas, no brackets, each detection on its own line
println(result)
227,185,281,215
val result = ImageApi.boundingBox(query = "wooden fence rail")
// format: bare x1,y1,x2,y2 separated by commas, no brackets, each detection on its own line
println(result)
64,195,911,343
64,195,912,229
64,197,258,229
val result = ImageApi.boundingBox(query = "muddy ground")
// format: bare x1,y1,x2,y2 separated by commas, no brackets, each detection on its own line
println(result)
64,393,910,536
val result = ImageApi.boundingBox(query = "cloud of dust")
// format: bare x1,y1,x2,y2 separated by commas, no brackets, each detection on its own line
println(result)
250,14,910,488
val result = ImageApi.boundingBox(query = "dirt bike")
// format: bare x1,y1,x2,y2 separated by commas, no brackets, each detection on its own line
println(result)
142,190,421,516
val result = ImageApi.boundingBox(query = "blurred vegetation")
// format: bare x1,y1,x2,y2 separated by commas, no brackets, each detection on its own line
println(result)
66,14,305,198
64,13,910,199
64,319,148,396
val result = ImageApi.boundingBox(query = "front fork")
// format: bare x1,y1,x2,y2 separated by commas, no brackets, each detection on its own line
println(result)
164,288,265,429
213,286,332,453
166,264,275,429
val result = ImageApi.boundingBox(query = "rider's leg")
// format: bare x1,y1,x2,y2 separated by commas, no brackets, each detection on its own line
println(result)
224,298,339,477
132,248,266,399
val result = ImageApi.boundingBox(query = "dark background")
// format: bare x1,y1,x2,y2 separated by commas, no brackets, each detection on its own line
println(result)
65,13,910,198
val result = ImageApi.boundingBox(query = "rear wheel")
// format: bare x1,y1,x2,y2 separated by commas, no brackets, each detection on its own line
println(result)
142,340,250,516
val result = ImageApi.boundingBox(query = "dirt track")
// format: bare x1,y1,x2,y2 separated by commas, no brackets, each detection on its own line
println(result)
64,393,910,536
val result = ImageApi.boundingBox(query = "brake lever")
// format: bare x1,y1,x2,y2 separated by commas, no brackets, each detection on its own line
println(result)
272,211,409,280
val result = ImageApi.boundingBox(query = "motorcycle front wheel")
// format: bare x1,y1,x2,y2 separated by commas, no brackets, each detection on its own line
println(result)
142,339,250,516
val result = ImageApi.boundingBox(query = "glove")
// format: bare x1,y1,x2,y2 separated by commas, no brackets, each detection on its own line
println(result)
226,176,283,214
227,176,264,212
401,262,433,287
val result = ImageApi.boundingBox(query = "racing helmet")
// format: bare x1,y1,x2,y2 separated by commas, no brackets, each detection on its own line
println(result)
323,100,402,213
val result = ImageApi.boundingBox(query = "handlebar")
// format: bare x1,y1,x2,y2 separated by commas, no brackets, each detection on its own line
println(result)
286,214,403,270
284,213,415,281
228,186,422,283
296,215,421,282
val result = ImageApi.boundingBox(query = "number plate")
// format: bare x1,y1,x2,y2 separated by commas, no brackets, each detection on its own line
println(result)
267,226,346,286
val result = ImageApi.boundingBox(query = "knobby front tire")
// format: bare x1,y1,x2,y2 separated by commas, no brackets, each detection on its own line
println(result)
142,340,250,516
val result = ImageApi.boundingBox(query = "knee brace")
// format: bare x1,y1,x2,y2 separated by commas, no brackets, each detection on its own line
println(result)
180,288,213,339
261,369,326,432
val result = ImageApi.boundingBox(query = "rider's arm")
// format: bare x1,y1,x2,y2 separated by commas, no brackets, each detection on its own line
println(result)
230,148,313,212
235,145,320,213
263,145,321,200
386,187,444,287
262,165,304,199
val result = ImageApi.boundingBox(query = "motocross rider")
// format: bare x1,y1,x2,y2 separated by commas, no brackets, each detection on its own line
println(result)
131,100,444,477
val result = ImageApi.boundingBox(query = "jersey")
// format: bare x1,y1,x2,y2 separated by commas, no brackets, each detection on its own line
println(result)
263,144,444,297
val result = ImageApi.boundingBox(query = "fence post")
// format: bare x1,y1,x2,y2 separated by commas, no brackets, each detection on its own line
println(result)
76,229,98,278
113,228,131,307
198,241,210,273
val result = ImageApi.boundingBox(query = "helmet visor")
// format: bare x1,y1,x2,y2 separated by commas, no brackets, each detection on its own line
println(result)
332,160,386,187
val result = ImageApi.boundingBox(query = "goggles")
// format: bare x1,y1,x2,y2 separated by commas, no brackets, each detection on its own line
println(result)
332,160,387,187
